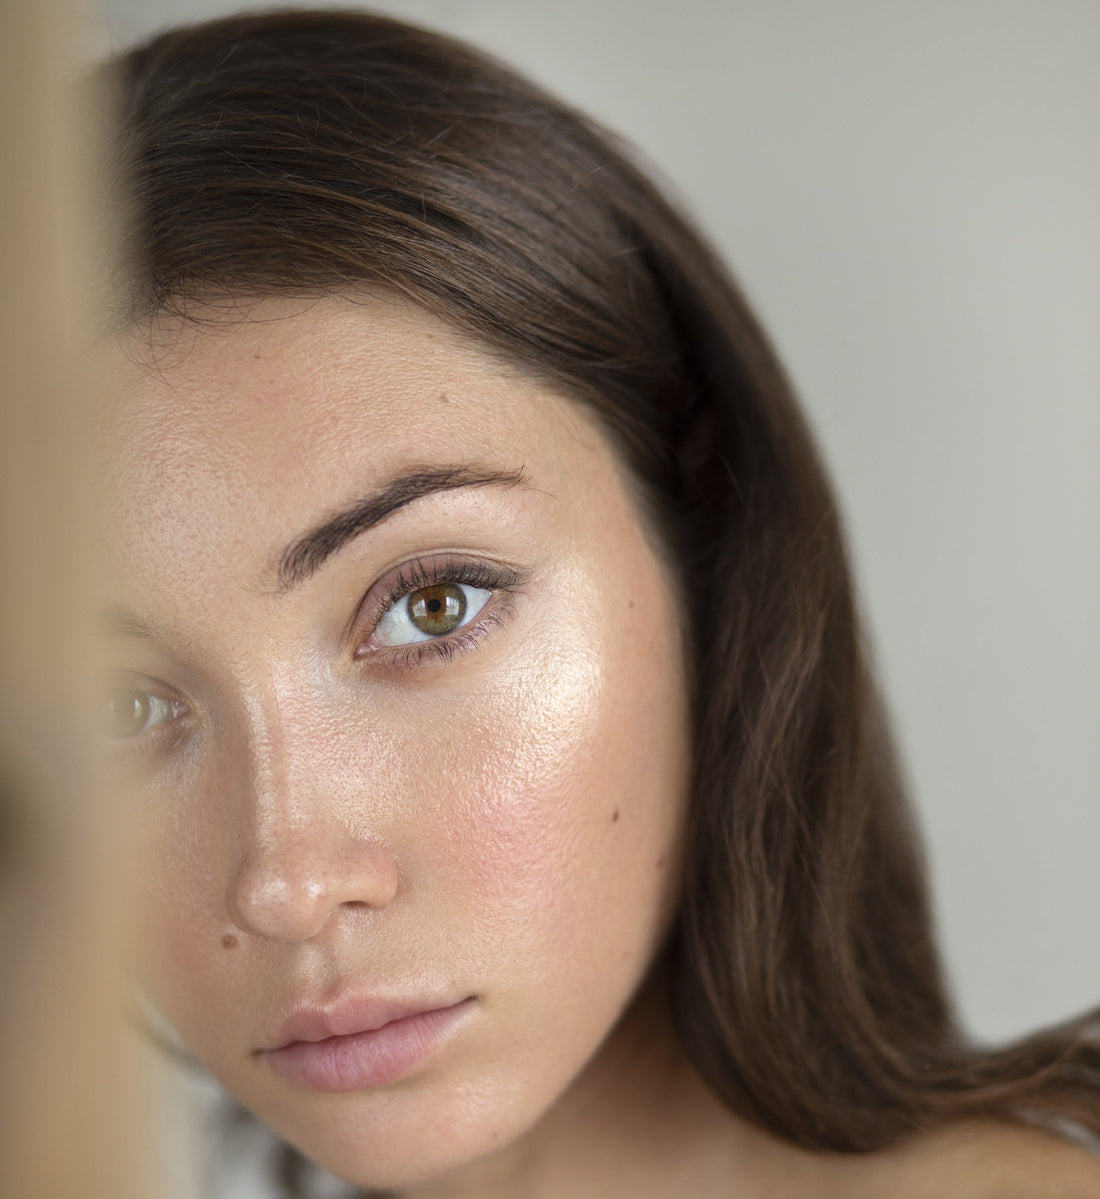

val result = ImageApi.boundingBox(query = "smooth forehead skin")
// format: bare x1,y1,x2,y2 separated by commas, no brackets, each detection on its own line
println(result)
109,293,694,1191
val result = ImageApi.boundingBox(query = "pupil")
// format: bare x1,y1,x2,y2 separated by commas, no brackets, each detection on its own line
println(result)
427,598,442,613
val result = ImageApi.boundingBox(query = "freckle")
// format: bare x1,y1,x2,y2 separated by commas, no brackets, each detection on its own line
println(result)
611,808,620,823
438,391,450,403
656,853,667,869
253,352,261,360
221,934,238,950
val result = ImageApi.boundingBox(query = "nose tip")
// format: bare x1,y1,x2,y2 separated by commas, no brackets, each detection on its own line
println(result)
228,834,399,943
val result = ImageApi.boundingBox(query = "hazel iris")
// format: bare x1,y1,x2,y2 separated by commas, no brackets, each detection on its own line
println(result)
407,583,467,636
103,689,150,739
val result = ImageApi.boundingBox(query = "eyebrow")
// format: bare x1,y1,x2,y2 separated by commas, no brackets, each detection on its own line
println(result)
274,464,529,592
102,608,155,640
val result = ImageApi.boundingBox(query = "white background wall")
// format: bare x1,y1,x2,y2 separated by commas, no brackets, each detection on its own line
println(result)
95,0,1097,1114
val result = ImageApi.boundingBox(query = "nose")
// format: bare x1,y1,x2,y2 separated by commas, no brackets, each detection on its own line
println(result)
225,704,400,943
229,827,400,943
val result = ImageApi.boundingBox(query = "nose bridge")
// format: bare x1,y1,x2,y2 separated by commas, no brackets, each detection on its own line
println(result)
241,678,308,838
225,675,398,943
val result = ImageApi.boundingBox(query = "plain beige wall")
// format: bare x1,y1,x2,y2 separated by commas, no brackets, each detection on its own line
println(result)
95,0,1098,1051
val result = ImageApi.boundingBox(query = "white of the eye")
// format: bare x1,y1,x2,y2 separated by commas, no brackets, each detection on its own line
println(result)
374,584,493,647
140,694,175,733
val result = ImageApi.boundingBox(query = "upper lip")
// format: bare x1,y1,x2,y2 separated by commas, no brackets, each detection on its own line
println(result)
261,992,471,1052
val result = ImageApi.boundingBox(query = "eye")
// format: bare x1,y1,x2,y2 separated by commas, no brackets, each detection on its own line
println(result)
100,686,180,742
374,581,493,646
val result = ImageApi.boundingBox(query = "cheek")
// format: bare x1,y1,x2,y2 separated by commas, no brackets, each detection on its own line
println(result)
402,597,690,992
132,785,245,1032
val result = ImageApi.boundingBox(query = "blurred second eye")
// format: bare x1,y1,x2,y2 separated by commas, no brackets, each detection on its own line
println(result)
101,687,180,742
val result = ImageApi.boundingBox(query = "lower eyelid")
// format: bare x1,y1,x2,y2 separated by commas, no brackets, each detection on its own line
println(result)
396,609,508,667
359,593,515,667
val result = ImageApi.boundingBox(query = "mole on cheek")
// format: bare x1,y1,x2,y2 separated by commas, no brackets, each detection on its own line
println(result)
611,807,620,823
221,934,238,950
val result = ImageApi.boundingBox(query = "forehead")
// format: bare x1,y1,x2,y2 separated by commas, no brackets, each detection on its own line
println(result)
114,294,593,487
109,295,612,589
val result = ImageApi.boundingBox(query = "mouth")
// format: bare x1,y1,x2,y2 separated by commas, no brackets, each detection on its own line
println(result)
259,996,477,1092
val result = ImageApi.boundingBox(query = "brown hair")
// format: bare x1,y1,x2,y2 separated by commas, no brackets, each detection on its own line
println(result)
111,7,1099,1187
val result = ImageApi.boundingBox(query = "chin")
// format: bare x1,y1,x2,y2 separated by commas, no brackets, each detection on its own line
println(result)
230,1065,556,1193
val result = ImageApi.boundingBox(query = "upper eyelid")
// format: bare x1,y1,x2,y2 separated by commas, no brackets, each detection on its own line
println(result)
354,554,521,625
105,670,186,704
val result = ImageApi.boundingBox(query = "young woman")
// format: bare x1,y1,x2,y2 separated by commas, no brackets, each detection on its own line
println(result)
105,10,1100,1197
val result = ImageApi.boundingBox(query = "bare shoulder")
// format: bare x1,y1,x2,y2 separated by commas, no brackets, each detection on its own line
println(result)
845,1119,1100,1199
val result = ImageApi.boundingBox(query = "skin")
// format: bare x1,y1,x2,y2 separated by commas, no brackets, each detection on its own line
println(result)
107,295,1100,1199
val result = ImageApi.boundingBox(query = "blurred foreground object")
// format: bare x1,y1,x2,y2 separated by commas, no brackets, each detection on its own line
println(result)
0,1,152,1196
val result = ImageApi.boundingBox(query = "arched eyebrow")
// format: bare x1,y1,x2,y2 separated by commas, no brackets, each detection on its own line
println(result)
274,464,529,592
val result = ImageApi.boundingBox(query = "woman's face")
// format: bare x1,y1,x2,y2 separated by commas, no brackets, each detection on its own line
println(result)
108,295,691,1188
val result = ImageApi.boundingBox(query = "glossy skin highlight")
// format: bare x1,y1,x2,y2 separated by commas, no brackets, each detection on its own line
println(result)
108,295,693,1191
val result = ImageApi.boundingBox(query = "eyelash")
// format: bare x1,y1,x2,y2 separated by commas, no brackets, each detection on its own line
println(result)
355,554,522,669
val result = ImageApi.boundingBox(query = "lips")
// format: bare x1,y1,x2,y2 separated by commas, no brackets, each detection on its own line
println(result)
260,995,476,1092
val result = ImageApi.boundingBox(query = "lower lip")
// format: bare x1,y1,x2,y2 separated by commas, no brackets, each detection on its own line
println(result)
263,999,475,1092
